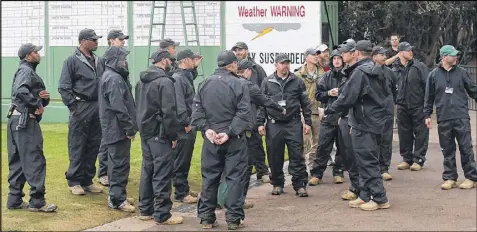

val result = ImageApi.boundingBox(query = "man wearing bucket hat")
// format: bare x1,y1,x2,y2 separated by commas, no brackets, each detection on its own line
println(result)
424,45,477,190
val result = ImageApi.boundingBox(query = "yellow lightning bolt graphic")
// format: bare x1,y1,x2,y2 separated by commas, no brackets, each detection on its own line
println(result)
252,27,274,41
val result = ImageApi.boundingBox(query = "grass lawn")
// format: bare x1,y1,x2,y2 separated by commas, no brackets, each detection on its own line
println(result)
1,123,283,231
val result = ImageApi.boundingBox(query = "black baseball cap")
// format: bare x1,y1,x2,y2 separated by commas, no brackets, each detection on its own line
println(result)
238,59,254,71
18,43,43,59
176,49,201,61
150,50,173,64
372,46,387,56
231,42,249,51
355,40,373,52
159,38,180,49
217,50,238,67
398,42,413,52
78,28,102,40
275,53,291,64
107,30,129,40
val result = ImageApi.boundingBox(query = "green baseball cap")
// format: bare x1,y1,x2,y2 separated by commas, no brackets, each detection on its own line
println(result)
440,45,459,57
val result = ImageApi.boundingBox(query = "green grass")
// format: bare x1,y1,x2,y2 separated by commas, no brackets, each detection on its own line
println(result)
1,123,283,231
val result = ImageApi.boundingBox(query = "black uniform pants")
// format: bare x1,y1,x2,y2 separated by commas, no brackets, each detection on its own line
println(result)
310,122,344,178
197,136,248,224
266,118,308,191
248,130,269,177
97,138,108,178
65,101,102,187
437,118,477,182
338,117,360,195
397,105,429,165
107,138,131,208
351,128,388,204
6,116,46,209
139,136,174,223
243,134,255,200
172,130,196,200
379,118,394,173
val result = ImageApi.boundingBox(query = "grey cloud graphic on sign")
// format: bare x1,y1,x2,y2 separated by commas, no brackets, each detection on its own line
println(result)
242,23,302,40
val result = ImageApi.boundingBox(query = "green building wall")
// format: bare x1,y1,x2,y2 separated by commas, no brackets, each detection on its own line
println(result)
1,1,338,123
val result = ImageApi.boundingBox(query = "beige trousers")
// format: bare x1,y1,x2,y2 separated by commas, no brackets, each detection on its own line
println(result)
302,109,323,169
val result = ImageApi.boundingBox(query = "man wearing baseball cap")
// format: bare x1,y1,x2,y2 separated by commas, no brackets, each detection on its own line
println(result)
371,46,398,181
231,41,270,183
170,48,203,205
392,42,430,172
6,43,57,212
316,44,331,72
136,49,184,225
236,59,285,210
424,45,477,190
59,28,105,195
258,53,312,197
191,50,251,230
324,40,392,211
107,29,129,47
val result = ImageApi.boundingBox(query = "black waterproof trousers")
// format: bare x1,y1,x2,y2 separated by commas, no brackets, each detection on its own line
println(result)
338,117,360,195
172,130,196,200
397,105,429,166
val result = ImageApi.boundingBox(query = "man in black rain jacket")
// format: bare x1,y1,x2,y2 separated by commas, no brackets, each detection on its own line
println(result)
135,50,184,225
191,50,251,230
325,40,392,211
424,45,477,190
99,46,137,212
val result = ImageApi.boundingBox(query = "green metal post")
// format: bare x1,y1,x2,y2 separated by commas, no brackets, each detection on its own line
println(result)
127,1,136,84
147,2,155,67
220,1,226,50
44,1,51,88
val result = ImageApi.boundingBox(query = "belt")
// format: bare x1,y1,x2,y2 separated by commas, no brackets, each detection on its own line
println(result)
12,110,36,119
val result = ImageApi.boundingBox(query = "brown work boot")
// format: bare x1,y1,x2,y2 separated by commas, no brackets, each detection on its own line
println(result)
308,177,322,186
382,173,393,181
182,195,198,204
296,188,308,197
410,163,422,171
360,200,390,211
118,202,135,213
139,215,154,221
69,185,86,195
189,190,199,197
228,221,244,230
127,197,135,205
157,216,184,225
243,200,254,209
459,179,477,189
202,220,218,229
29,203,58,213
397,162,410,170
349,198,365,208
341,190,357,200
98,176,109,186
333,176,344,184
83,184,103,193
441,180,458,190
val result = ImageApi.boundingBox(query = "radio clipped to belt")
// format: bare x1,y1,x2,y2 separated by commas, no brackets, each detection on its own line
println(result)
6,104,16,119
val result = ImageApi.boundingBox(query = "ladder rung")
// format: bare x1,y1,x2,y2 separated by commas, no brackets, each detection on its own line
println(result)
154,5,166,8
152,23,165,26
182,5,195,8
185,23,197,26
188,40,198,43
150,39,162,42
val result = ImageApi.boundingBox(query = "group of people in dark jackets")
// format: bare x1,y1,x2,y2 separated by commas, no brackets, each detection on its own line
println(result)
6,28,477,230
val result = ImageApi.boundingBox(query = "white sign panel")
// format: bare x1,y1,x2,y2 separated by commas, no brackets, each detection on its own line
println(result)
225,1,322,75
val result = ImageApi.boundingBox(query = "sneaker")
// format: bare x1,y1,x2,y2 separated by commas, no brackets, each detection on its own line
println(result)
98,176,109,186
341,190,357,200
157,216,184,225
410,163,422,171
227,221,244,230
296,188,308,197
139,215,154,221
202,220,218,229
243,200,254,209
382,173,393,181
441,180,458,190
118,202,135,213
83,184,103,193
349,197,365,208
397,162,411,170
271,186,284,195
29,203,57,213
260,175,271,183
459,179,477,189
69,185,86,195
333,176,344,184
360,200,390,211
8,201,29,210
308,177,322,186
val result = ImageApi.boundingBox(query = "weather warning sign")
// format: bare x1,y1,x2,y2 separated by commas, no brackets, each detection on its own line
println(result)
225,1,322,75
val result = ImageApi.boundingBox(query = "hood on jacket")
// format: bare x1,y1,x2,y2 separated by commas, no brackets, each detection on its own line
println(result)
104,46,129,72
140,66,171,83
329,49,343,70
